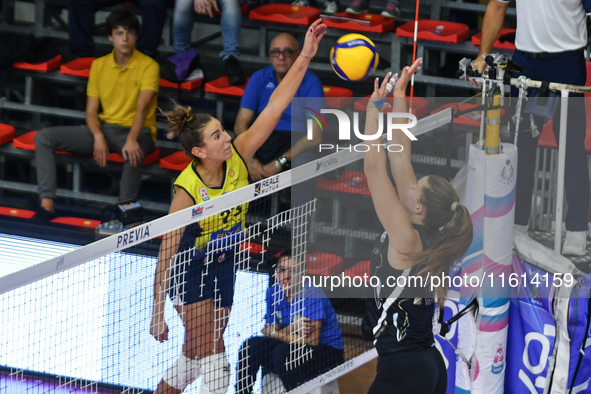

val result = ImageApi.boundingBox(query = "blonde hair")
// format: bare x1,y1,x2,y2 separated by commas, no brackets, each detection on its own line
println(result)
414,175,473,299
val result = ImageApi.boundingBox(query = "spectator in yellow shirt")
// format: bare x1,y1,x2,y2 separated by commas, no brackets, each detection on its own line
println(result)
34,8,159,218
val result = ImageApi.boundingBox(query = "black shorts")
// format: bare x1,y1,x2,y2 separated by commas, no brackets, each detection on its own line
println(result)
168,250,236,307
367,347,447,394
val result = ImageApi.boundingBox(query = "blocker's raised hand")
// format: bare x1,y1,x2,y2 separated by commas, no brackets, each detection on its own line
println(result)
300,19,328,59
393,58,422,96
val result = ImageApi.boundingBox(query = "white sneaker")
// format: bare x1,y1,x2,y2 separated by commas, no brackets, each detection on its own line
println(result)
514,224,529,235
562,230,587,256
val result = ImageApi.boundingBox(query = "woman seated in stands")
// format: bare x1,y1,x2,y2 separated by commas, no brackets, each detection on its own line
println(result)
148,19,327,394
235,250,344,394
362,61,473,394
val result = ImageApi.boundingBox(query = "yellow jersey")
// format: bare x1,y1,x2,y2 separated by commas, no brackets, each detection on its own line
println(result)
87,49,159,139
174,144,249,256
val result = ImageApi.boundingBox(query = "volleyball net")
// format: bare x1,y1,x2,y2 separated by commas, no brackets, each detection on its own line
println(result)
0,98,463,394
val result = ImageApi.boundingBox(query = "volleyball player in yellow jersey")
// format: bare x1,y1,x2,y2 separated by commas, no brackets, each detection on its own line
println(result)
149,19,327,394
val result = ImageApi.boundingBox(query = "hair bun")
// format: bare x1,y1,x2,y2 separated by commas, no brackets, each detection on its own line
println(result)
164,105,194,139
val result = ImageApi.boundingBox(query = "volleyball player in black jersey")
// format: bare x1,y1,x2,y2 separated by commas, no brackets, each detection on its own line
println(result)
362,60,474,394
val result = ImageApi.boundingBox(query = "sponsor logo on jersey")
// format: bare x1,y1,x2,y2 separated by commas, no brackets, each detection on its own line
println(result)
229,169,235,177
192,206,203,218
491,343,505,374
200,187,210,201
254,175,280,197
266,82,275,89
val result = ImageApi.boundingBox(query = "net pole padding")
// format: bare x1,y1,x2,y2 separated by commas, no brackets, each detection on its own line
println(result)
287,348,378,394
466,143,517,394
0,107,455,296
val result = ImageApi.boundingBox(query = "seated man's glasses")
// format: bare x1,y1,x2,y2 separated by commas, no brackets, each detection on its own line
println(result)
269,48,295,58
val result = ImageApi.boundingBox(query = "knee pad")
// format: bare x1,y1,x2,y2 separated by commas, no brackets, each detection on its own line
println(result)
262,372,287,394
200,352,231,394
163,353,201,390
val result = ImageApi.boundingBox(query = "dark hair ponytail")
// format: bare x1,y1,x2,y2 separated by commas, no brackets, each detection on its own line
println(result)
415,175,473,299
161,105,213,163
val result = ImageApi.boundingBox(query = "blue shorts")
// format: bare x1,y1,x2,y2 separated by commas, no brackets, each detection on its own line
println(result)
168,250,236,307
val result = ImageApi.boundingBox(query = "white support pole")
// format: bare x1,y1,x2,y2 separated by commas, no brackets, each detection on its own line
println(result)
554,90,569,253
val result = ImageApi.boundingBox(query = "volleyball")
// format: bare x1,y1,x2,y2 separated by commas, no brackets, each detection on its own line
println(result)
330,34,379,81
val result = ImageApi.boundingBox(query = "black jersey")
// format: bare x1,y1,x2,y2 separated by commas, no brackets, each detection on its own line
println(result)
362,225,437,356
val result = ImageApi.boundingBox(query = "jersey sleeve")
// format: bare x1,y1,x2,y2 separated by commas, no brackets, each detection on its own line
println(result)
87,61,100,98
240,71,261,112
140,60,160,93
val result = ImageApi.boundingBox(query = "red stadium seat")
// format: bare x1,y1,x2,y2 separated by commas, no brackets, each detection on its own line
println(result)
60,57,97,78
396,20,470,43
0,124,16,145
316,170,370,195
50,217,101,229
537,122,557,149
13,130,70,155
0,206,36,219
107,147,161,165
13,54,63,71
323,86,353,109
353,95,429,118
240,241,265,254
430,103,506,126
323,13,394,33
471,28,516,50
248,4,321,25
159,150,193,171
306,252,344,276
204,77,250,96
343,260,371,280
159,76,203,90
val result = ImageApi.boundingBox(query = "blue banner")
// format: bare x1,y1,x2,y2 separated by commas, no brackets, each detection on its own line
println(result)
505,260,555,394
567,274,591,393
